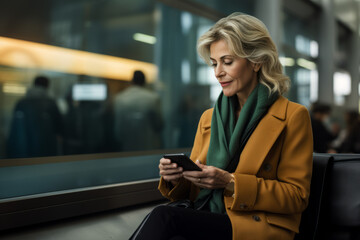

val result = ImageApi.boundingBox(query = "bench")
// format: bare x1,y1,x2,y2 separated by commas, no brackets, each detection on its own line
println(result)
296,153,360,240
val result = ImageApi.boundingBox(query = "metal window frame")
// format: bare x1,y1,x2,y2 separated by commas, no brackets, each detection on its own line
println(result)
0,178,164,231
0,148,191,231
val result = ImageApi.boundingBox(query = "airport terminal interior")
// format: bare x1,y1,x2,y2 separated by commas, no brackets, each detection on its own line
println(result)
0,0,360,239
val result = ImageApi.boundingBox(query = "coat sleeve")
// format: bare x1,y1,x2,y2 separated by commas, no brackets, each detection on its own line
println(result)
226,105,313,214
158,109,212,202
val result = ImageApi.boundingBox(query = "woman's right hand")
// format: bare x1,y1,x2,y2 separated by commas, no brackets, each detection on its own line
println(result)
159,158,183,186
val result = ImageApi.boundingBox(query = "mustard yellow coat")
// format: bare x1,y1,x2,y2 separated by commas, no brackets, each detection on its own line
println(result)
159,96,313,240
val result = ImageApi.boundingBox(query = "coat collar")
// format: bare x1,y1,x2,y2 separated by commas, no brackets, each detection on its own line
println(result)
235,96,289,174
267,95,288,121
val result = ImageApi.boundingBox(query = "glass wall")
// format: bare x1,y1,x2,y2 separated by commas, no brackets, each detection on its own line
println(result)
0,0,258,160
0,0,258,199
281,10,320,107
0,0,160,159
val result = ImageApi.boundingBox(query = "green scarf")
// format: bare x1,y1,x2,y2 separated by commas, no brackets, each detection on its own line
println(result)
194,83,279,213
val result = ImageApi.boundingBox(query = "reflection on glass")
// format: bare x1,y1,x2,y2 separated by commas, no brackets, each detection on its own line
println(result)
72,84,107,101
0,0,235,159
282,10,319,107
7,76,63,158
295,35,319,58
113,70,163,152
296,68,319,107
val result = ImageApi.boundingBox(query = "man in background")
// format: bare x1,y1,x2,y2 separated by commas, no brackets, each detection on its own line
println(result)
7,76,63,158
113,70,163,151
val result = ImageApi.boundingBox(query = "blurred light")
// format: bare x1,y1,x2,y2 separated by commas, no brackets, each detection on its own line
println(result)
181,12,193,34
296,68,310,85
297,58,317,70
181,60,190,84
310,70,319,102
210,84,222,104
295,35,318,58
295,35,307,54
72,84,107,101
279,57,295,67
196,65,217,85
310,40,319,58
335,95,345,106
2,83,26,95
358,83,360,112
0,36,157,82
133,33,157,44
334,71,351,96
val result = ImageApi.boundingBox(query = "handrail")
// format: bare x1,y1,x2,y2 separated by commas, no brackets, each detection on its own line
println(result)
0,148,191,167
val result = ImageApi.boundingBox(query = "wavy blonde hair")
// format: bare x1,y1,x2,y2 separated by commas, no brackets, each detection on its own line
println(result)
197,13,290,95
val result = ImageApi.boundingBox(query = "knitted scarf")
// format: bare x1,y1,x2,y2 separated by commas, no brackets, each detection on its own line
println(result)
194,83,279,213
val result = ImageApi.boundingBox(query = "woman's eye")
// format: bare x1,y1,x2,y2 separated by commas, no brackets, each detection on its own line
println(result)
224,61,233,65
211,63,217,67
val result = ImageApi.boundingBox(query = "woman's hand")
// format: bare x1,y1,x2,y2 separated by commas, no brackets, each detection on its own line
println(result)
182,160,233,189
159,158,183,186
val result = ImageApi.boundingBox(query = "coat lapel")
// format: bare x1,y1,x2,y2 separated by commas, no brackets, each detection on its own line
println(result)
236,96,289,174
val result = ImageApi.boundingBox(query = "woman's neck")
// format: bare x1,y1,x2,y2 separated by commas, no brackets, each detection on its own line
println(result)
236,93,248,111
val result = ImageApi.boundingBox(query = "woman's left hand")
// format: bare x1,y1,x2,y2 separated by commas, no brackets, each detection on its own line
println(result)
182,160,233,189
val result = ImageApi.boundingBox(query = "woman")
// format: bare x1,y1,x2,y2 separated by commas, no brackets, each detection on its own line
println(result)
131,13,313,240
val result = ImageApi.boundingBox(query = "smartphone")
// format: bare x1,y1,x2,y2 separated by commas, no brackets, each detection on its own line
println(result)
163,153,202,171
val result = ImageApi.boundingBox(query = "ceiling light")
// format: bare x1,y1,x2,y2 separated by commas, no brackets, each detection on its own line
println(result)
133,33,157,45
296,58,317,70
279,57,295,67
0,36,157,82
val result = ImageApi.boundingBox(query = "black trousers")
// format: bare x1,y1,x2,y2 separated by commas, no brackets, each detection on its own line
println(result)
131,205,232,240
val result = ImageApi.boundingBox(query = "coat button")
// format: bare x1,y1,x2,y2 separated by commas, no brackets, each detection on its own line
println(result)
252,215,261,222
263,163,272,172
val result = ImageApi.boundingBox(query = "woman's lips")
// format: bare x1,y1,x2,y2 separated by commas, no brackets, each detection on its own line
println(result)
220,81,232,87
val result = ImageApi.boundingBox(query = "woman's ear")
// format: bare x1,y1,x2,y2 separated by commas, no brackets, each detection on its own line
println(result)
253,63,261,72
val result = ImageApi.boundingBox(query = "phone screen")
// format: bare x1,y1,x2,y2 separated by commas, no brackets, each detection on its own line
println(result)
163,153,202,171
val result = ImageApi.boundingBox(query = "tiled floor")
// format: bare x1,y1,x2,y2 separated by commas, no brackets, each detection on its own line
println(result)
0,201,163,240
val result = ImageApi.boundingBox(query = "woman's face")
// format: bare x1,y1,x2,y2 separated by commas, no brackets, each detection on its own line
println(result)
210,40,259,99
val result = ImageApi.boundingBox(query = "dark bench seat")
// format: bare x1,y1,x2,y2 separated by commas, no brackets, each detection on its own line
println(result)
296,153,360,240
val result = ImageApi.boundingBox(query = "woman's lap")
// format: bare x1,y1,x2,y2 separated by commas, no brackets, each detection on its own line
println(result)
132,205,232,240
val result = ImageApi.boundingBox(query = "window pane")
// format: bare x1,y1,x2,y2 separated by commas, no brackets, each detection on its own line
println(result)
0,1,255,159
0,0,256,199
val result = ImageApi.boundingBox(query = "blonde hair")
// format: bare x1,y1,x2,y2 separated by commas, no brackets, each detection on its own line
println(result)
197,13,290,95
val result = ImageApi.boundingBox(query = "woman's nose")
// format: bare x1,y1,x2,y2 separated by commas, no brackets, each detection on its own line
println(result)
214,64,225,78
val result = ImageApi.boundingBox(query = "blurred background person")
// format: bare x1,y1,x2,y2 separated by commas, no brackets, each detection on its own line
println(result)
332,110,360,153
7,76,63,158
113,70,163,151
310,102,337,153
